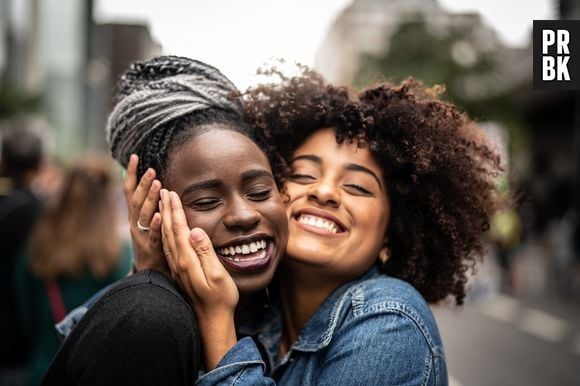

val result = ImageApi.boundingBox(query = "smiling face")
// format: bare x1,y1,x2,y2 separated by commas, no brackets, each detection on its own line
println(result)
164,127,288,294
284,128,390,281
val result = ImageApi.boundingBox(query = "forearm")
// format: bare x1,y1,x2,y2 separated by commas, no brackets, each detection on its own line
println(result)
197,310,238,371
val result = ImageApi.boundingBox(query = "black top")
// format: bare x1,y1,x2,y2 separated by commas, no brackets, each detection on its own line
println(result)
41,270,201,385
0,186,43,366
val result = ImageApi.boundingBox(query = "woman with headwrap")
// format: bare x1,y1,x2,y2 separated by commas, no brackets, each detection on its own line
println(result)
41,56,288,386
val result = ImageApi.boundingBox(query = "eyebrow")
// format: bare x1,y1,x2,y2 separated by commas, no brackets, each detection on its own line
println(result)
241,169,275,182
292,154,383,191
181,179,222,197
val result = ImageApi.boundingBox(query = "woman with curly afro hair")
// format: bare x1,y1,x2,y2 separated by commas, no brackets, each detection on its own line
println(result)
157,66,504,386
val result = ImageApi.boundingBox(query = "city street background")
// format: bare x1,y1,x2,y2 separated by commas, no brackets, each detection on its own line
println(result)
435,240,580,385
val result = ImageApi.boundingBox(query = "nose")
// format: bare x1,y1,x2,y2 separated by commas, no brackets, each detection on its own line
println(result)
307,178,341,207
223,196,261,230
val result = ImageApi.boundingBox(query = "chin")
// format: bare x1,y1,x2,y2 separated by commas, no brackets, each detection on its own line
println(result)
233,271,275,294
288,237,330,257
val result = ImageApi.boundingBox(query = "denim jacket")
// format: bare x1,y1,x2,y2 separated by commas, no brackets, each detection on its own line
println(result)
197,267,447,386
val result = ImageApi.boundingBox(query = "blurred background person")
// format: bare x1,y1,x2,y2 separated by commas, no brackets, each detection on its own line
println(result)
488,177,522,293
12,153,132,386
0,124,45,386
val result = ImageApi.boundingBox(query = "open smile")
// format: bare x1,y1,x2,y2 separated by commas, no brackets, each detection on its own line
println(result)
215,235,274,273
293,208,346,236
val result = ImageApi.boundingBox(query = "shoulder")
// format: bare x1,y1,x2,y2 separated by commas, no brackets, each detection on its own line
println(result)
63,270,199,352
47,270,201,385
354,275,431,314
337,274,443,352
0,188,42,226
86,270,195,330
317,274,447,385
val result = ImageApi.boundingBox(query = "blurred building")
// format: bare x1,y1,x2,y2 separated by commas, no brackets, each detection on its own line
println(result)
314,0,530,97
0,0,41,93
316,0,440,85
1,0,160,155
88,23,162,149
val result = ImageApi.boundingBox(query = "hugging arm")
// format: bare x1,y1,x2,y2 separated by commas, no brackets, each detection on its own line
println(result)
197,307,445,386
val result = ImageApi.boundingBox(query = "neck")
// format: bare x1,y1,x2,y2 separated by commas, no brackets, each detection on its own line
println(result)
277,262,342,353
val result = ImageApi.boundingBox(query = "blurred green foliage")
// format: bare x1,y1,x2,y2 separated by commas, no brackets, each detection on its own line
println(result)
0,83,41,119
354,16,530,158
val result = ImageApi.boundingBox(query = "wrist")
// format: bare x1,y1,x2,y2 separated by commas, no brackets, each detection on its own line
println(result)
197,314,237,370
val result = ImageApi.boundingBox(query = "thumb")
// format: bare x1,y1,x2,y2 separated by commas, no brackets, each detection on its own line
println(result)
189,228,217,265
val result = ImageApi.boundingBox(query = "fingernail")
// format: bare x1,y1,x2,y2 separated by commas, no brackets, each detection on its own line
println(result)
190,228,206,242
130,154,137,163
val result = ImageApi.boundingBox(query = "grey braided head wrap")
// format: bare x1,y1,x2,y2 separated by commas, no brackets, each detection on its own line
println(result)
106,55,242,167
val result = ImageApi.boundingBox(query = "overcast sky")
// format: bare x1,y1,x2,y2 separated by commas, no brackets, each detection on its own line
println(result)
95,0,553,89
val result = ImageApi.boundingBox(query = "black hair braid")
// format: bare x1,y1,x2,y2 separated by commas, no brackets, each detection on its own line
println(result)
106,55,244,176
136,125,178,180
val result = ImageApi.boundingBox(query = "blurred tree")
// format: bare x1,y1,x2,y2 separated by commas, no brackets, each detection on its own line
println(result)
0,83,41,119
354,15,529,158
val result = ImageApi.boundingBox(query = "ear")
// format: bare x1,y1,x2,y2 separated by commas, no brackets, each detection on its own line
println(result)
379,247,391,264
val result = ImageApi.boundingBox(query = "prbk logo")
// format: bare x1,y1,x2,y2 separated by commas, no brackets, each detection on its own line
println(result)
533,20,580,90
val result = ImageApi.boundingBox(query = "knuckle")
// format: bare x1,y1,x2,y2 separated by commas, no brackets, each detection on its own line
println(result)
207,272,223,283
176,258,191,272
130,197,140,209
194,243,212,255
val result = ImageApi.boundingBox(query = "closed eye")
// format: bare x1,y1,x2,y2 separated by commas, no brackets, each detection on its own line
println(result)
187,197,221,210
343,184,372,196
290,173,316,182
247,187,273,201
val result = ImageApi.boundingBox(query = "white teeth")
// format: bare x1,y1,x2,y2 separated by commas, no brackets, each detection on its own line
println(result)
297,215,339,234
217,239,269,257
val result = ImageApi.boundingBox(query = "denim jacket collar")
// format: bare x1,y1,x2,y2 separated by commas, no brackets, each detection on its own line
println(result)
238,266,382,353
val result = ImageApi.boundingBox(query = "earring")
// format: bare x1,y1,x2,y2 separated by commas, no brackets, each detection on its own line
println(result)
379,248,390,264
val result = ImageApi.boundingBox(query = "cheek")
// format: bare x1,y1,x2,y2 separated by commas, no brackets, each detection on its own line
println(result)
184,211,221,237
354,201,390,241
261,199,289,231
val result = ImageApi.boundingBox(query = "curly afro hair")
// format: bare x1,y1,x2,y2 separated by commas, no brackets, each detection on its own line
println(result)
243,67,504,305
